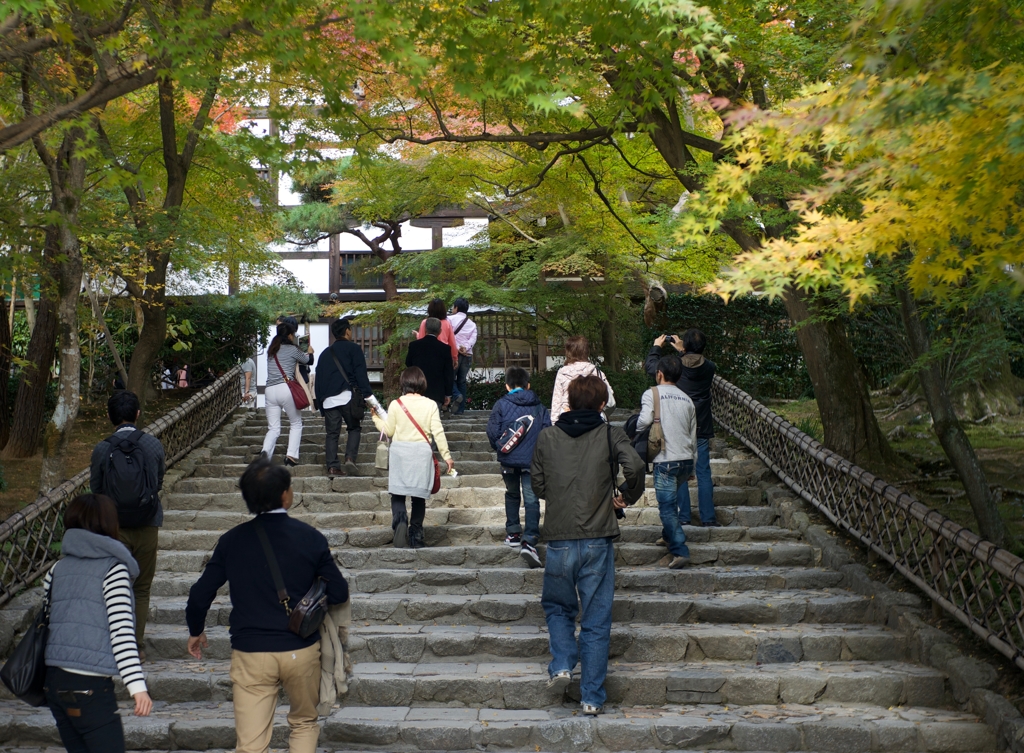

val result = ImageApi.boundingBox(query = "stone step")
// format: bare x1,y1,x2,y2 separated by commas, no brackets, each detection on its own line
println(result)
149,565,843,598
90,657,949,709
155,524,802,552
0,701,995,752
154,540,818,574
151,589,878,629
165,482,765,509
160,504,780,531
143,622,905,664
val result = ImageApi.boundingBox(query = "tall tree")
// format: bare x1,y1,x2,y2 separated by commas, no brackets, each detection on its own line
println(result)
33,126,86,490
308,0,896,468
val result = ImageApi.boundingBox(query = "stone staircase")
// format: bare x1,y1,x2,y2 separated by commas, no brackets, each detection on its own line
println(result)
0,408,1007,752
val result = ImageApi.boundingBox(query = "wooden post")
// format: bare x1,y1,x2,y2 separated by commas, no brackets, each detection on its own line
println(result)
329,233,340,293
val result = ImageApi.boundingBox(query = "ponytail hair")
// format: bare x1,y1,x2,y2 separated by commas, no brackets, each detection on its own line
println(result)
268,322,296,357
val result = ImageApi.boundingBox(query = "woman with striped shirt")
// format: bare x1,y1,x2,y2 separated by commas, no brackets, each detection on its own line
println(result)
262,322,314,466
43,494,151,752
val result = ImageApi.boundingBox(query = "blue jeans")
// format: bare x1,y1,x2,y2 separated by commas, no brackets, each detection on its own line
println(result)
502,466,540,546
680,438,716,524
654,460,696,558
542,537,615,708
454,354,472,413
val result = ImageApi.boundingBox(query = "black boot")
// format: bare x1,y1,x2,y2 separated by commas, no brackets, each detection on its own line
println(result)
408,524,425,549
392,511,409,549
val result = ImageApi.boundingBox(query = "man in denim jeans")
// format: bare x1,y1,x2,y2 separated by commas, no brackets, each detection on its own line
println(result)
531,375,645,715
638,354,698,569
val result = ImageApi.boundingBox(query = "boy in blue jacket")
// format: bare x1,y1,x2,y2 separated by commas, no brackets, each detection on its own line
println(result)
487,366,551,567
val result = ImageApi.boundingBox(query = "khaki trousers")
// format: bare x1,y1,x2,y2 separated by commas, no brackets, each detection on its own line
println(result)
118,525,158,648
230,643,321,753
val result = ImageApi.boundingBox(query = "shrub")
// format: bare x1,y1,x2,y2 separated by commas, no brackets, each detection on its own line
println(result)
0,461,6,492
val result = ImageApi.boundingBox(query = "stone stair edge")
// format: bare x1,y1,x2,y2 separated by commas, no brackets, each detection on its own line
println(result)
0,701,999,752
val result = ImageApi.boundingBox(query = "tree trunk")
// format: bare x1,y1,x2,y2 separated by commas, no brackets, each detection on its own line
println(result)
0,292,11,448
896,287,1009,547
127,296,168,410
382,269,399,301
39,231,83,491
601,306,620,372
1,230,60,459
20,277,36,333
783,288,903,473
35,126,86,491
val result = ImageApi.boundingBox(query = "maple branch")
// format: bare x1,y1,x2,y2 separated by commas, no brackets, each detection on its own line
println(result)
0,61,159,153
578,154,651,254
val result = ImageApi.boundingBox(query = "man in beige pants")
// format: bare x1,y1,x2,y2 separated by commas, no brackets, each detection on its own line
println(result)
184,460,349,752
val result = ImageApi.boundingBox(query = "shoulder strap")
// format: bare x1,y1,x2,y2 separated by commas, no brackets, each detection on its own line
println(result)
273,353,290,382
453,315,468,335
329,344,352,386
652,387,661,423
252,517,292,615
607,424,618,487
397,398,431,444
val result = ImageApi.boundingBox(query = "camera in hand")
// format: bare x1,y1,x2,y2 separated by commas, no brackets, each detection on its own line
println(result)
663,335,675,344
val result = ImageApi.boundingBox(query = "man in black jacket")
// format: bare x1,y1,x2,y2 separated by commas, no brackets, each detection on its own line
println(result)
405,317,454,409
186,460,348,753
90,390,165,651
645,328,718,526
315,318,375,476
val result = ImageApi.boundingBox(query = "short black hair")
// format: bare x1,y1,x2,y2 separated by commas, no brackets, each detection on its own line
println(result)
239,459,291,514
656,354,683,384
331,318,352,340
453,297,469,314
505,366,529,389
277,315,299,328
108,390,140,425
682,328,706,354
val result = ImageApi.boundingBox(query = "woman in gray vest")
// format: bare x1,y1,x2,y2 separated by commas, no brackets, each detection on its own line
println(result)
42,494,152,752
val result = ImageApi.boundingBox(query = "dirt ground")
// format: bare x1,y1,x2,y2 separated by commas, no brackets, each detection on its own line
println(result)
766,392,1024,551
0,390,198,520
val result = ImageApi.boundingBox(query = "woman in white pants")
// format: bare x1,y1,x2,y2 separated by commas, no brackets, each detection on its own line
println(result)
261,322,313,466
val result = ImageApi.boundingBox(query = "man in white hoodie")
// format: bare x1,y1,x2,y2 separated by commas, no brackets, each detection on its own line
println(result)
637,354,698,569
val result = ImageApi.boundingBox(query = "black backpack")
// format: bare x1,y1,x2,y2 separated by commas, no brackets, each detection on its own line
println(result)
102,430,158,528
624,413,651,466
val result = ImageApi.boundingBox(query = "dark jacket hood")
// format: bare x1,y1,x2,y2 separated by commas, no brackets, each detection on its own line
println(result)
556,409,606,438
61,528,140,579
681,353,706,368
504,389,542,408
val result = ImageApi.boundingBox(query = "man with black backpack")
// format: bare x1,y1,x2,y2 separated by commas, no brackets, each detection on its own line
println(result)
486,366,551,567
90,390,165,652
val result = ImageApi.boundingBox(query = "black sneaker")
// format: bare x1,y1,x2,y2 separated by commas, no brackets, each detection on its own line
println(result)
393,520,408,549
504,533,522,547
520,542,541,568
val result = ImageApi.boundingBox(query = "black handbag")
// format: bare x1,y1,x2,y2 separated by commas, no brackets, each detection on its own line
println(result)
1,604,50,706
253,517,329,639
